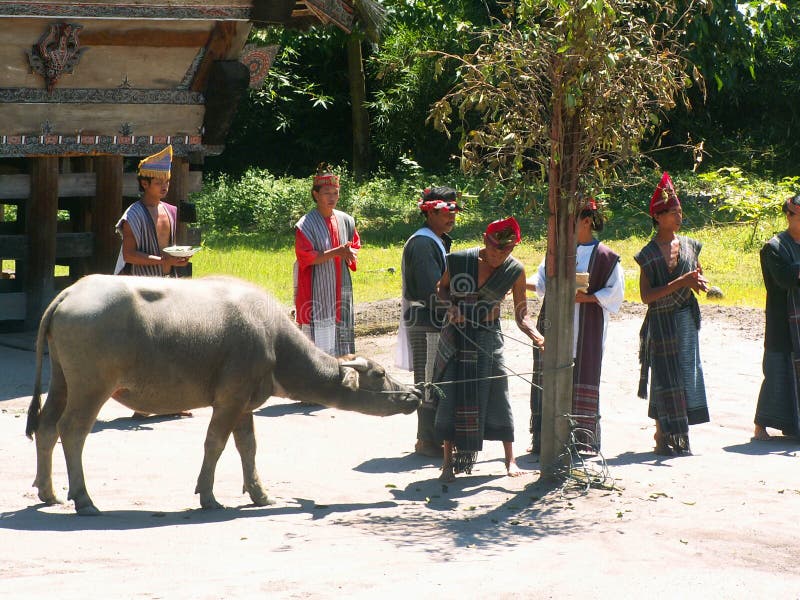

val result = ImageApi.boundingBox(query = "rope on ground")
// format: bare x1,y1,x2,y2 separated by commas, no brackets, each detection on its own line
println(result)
548,413,619,498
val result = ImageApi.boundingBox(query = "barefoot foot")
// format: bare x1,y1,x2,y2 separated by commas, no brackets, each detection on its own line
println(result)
506,460,526,477
752,425,772,441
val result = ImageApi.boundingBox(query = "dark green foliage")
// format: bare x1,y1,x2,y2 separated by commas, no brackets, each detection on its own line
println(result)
191,167,549,244
204,27,351,178
203,1,800,179
660,1,800,173
366,1,504,170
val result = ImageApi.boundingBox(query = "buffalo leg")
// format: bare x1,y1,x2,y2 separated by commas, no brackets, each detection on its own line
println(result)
59,393,106,516
32,361,67,505
195,403,241,509
232,411,270,506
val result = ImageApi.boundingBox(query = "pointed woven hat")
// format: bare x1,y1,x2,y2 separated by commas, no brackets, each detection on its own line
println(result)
138,145,173,180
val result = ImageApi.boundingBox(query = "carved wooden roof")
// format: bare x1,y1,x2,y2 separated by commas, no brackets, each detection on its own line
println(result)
0,0,354,158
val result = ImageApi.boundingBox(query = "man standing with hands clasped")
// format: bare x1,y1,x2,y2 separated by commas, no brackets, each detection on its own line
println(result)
294,163,361,357
396,186,462,457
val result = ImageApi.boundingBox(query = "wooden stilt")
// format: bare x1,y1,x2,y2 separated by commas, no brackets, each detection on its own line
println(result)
166,156,189,245
25,156,59,329
93,155,124,274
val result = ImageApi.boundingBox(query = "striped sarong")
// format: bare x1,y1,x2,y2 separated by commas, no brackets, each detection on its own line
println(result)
433,248,522,472
409,324,440,441
295,209,356,357
530,243,619,453
755,231,800,435
635,237,709,451
755,351,800,434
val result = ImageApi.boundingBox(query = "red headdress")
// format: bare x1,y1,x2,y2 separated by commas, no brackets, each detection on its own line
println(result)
313,163,339,189
649,172,680,216
484,217,521,248
417,186,463,213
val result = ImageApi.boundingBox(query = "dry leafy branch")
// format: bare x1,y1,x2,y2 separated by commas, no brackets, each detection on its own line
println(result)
428,0,705,204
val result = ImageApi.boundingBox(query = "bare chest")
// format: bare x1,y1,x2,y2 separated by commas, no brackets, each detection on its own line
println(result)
146,204,172,248
657,239,680,272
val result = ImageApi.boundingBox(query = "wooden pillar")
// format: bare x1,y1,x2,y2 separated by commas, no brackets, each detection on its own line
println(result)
166,156,189,245
93,155,124,274
25,156,59,329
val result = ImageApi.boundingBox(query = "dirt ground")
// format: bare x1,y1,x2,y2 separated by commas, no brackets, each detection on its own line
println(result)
1,301,799,599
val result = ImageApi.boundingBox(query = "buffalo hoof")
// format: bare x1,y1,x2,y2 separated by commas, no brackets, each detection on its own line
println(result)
37,491,63,506
200,495,225,510
250,491,274,507
76,503,101,517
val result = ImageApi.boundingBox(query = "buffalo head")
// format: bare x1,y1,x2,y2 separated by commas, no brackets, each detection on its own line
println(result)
338,356,421,416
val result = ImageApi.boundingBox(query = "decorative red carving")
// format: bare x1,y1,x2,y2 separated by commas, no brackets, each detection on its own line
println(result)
26,23,88,93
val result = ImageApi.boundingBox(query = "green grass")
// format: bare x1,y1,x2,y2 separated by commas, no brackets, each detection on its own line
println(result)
192,216,782,309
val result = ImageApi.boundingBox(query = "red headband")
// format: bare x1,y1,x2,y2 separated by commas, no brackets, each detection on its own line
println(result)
485,217,521,247
649,172,680,216
314,174,339,188
418,199,462,212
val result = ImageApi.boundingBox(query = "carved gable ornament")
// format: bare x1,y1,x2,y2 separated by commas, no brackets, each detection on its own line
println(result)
240,44,279,89
26,22,88,93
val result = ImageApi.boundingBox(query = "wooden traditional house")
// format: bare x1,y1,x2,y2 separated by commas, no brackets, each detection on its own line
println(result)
0,0,354,330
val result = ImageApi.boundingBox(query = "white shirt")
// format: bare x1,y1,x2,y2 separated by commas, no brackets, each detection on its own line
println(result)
530,240,624,358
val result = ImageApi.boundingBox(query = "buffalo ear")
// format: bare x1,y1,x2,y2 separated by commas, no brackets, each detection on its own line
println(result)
339,356,370,372
340,367,360,391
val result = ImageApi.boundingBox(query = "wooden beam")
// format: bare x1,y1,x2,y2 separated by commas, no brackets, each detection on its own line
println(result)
190,21,239,92
251,0,297,23
0,233,94,260
81,29,211,48
0,172,202,200
93,155,123,274
25,156,58,329
0,104,205,137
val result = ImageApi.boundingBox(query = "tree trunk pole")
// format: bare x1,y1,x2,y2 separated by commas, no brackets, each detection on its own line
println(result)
539,95,578,479
347,35,370,181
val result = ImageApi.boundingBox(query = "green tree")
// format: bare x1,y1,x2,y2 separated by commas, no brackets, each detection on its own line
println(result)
664,0,793,171
368,1,504,170
430,0,702,477
206,26,347,177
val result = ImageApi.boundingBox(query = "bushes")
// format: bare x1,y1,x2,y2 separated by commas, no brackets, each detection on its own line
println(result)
192,166,794,248
193,167,472,243
193,169,313,237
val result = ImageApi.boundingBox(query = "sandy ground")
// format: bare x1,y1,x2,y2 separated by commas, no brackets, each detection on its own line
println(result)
1,302,799,599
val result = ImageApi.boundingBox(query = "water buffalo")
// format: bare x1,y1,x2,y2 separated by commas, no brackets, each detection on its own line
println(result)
26,275,420,515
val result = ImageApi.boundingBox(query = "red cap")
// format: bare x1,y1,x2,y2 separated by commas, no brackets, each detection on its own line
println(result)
649,172,680,216
313,173,339,188
484,217,521,248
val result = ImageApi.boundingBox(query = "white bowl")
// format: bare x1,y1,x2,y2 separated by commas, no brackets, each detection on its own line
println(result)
163,246,201,258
